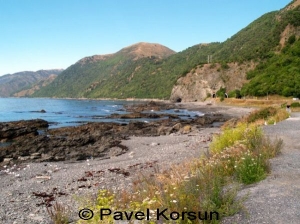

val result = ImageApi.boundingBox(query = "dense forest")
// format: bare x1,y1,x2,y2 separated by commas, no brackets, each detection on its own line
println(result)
242,37,300,97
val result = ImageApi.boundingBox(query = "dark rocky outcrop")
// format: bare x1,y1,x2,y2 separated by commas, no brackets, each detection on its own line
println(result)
0,119,49,141
0,106,229,166
124,101,174,112
108,112,178,119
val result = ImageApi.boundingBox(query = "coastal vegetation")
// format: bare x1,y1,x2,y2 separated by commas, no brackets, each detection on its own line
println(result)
30,2,300,100
32,42,222,99
60,107,287,224
241,37,300,97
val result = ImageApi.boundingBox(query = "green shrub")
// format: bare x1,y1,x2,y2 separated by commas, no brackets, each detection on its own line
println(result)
246,107,277,123
221,62,229,69
228,90,242,98
78,190,115,224
216,87,226,99
281,103,287,108
235,151,266,184
287,34,296,45
291,102,300,107
210,123,262,154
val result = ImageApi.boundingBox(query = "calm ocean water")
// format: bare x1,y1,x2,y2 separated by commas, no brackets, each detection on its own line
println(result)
0,98,203,128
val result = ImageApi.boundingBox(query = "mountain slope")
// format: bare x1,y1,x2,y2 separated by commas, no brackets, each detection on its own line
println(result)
33,41,222,99
0,69,63,97
240,1,300,97
241,37,300,97
170,0,300,101
34,0,300,100
33,42,176,98
13,74,58,97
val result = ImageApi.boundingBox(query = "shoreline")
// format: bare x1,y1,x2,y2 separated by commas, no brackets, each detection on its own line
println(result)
0,128,220,223
0,101,254,167
0,102,254,224
0,97,253,127
0,96,173,102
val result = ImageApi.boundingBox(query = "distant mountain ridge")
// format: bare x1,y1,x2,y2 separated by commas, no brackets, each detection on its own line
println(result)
0,69,63,97
12,74,58,97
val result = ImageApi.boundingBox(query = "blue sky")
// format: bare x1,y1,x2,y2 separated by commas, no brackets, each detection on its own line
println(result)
0,0,291,76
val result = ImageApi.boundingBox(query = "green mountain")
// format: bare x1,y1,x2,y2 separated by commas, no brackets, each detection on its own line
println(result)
33,0,300,100
0,69,63,97
33,42,176,99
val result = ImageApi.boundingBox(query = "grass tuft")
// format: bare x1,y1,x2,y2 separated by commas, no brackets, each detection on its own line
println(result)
46,202,69,224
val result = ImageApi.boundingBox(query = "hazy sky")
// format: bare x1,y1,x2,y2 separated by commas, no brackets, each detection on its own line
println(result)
0,0,291,76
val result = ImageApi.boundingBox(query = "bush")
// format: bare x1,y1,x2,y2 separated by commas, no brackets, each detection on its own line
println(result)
210,123,262,154
246,107,277,123
235,151,266,184
221,62,229,69
216,87,226,98
287,34,296,45
291,102,300,107
228,90,242,98
281,103,287,108
47,202,69,224
78,190,115,224
228,91,236,98
210,121,282,185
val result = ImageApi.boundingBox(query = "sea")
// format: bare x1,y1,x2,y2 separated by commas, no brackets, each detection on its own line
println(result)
0,98,203,129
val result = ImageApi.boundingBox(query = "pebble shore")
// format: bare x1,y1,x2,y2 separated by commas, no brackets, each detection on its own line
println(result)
0,129,219,223
0,103,253,224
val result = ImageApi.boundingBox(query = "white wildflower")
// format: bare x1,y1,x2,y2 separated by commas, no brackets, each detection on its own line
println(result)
142,197,150,203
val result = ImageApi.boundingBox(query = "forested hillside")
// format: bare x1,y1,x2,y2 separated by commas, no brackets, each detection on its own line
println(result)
242,37,300,97
170,1,300,101
32,43,177,98
33,0,300,100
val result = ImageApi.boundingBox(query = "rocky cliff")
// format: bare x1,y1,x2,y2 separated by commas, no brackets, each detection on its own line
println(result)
170,62,257,102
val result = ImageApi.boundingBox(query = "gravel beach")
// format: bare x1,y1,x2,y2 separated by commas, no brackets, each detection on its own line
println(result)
0,103,254,224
